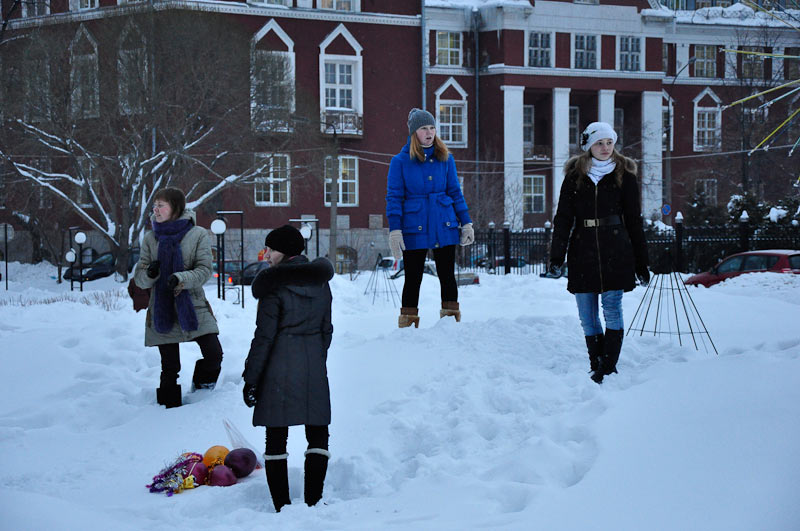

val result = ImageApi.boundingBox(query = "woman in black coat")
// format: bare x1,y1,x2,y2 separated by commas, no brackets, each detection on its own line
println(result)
242,225,334,512
549,122,649,384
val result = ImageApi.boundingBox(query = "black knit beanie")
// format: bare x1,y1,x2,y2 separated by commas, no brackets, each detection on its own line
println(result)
264,225,305,256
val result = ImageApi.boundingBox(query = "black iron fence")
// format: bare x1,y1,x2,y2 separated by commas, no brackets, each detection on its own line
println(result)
456,221,800,276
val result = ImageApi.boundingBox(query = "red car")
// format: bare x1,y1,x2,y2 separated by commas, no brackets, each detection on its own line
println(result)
685,249,800,288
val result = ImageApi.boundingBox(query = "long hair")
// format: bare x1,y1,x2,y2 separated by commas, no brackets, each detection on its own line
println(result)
564,149,638,189
153,187,186,220
409,133,450,162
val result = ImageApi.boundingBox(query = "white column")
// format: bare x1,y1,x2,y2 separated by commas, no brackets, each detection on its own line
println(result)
551,87,571,214
598,89,616,126
676,43,691,78
725,47,737,79
501,85,525,230
641,90,663,222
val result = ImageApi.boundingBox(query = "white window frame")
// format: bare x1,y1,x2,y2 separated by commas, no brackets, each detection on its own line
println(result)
618,36,641,72
662,42,669,74
526,31,552,68
694,44,717,78
22,0,48,17
319,25,363,134
252,20,296,133
434,77,468,148
436,31,463,67
324,62,354,110
118,21,148,116
70,25,100,119
569,106,580,148
741,46,765,79
319,0,359,11
79,0,99,9
695,178,718,207
523,174,545,214
254,153,291,206
523,104,535,147
324,155,359,207
573,34,598,70
693,87,722,152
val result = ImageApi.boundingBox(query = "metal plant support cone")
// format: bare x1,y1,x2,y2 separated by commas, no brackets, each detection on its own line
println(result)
364,255,400,306
627,271,718,355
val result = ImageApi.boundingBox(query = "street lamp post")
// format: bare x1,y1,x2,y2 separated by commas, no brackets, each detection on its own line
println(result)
74,231,87,292
664,56,696,212
210,218,227,300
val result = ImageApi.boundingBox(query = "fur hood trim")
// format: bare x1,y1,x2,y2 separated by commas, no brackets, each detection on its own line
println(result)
251,256,334,299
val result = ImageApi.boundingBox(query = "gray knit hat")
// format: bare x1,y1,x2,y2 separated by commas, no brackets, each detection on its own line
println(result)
407,108,436,135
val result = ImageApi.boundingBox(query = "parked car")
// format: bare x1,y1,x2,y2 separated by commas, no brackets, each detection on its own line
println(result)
63,249,139,281
475,256,528,269
684,249,800,288
230,261,270,285
210,260,245,285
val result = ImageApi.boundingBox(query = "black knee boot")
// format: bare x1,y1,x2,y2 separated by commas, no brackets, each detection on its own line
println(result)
592,329,624,384
584,334,604,373
304,448,330,507
264,454,291,512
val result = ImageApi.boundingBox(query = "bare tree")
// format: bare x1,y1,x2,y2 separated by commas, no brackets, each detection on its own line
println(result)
0,12,318,278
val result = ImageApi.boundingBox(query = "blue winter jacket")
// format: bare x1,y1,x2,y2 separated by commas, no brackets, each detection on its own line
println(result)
386,141,472,250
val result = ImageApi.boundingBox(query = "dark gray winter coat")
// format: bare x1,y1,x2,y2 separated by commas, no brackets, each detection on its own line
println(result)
550,156,649,294
243,256,334,428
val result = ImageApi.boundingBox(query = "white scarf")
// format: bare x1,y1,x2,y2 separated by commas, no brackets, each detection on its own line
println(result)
587,157,616,185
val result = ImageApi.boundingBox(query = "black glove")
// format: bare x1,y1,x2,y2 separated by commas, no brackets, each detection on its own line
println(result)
167,274,180,290
243,383,258,408
636,266,650,286
547,262,563,278
146,260,160,279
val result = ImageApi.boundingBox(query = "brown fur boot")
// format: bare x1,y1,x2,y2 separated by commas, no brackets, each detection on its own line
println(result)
440,301,461,322
398,307,420,328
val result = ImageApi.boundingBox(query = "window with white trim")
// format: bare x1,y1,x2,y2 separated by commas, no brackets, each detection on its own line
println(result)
662,43,669,74
694,45,717,78
693,88,722,152
528,32,551,68
569,106,580,148
22,0,48,17
324,62,353,110
70,27,99,119
75,157,99,207
79,0,99,8
252,21,295,132
619,36,640,72
695,178,718,207
436,32,462,67
785,47,800,81
325,156,358,207
118,23,147,116
695,0,713,8
523,175,545,214
614,108,624,147
741,46,764,79
254,154,290,206
24,57,50,122
523,105,534,147
574,35,597,69
438,104,466,145
320,0,355,10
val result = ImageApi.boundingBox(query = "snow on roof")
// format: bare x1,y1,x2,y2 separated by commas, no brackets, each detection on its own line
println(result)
642,3,800,27
425,0,532,8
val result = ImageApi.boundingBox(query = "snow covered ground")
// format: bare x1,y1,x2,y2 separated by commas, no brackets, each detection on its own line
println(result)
1,262,799,530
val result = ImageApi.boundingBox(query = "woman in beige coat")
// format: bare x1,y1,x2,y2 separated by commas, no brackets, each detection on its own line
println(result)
134,188,223,408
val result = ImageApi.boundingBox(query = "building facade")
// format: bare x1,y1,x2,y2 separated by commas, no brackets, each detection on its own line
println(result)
1,0,798,266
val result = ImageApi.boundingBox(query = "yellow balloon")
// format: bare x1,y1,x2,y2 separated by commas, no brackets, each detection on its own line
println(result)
203,445,230,468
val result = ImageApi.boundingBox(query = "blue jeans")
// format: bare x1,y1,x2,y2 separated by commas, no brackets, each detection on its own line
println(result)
574,290,623,336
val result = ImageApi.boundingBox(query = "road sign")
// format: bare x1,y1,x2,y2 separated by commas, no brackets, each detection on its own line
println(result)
661,204,672,216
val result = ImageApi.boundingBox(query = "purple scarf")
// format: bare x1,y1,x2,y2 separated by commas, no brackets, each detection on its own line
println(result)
151,218,198,334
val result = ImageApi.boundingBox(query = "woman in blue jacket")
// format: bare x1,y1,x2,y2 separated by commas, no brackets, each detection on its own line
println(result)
386,108,474,328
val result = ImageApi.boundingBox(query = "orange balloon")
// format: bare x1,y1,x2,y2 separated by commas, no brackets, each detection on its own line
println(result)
203,445,230,468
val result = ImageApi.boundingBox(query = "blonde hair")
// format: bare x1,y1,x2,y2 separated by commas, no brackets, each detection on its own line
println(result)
409,134,450,163
564,149,638,189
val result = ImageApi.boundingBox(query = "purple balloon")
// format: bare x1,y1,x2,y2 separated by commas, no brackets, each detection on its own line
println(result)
209,465,237,487
224,448,258,478
185,461,208,486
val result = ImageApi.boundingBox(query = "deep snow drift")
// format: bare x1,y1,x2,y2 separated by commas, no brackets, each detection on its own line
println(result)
1,262,798,530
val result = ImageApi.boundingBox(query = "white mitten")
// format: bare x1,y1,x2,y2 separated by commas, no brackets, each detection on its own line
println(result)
459,223,474,246
389,230,405,260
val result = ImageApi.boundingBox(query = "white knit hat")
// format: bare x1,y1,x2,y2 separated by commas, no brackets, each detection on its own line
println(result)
580,122,618,151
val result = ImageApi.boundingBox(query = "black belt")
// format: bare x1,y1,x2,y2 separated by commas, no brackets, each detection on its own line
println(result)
580,215,621,228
